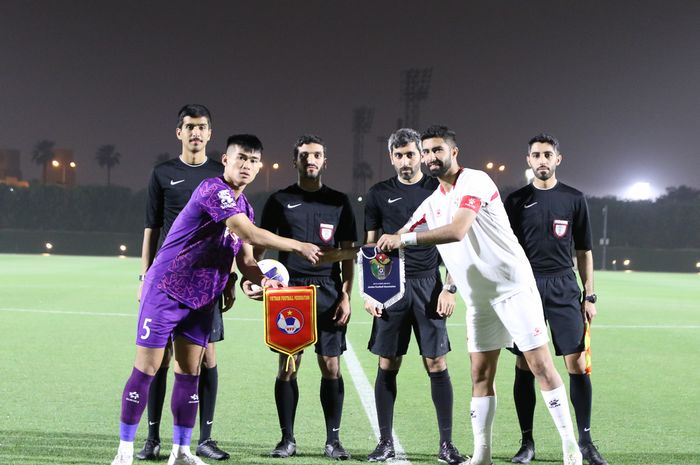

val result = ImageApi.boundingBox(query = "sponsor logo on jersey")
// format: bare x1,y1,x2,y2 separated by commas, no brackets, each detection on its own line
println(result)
287,203,302,209
319,223,335,242
552,219,569,238
524,202,538,209
459,195,482,213
276,307,305,335
170,179,185,185
217,189,235,209
387,197,402,204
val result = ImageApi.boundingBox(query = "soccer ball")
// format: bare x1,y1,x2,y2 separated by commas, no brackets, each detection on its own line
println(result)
251,258,290,292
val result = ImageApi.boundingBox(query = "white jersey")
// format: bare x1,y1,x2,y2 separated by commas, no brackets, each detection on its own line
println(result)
406,168,536,307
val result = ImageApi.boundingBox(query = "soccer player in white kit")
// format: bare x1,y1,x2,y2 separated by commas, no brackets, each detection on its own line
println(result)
377,126,582,465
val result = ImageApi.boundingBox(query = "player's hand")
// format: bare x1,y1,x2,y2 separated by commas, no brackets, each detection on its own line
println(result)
262,277,285,289
241,279,264,301
437,290,456,318
582,301,597,322
364,299,382,317
377,234,401,252
333,292,351,326
296,242,322,264
137,281,144,302
222,272,238,311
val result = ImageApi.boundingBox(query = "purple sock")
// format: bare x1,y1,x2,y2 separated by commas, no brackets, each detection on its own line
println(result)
171,372,200,445
119,367,155,440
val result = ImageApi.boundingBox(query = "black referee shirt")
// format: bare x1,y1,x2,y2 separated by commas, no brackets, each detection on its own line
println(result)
145,157,224,240
259,183,358,278
504,182,593,275
365,175,441,278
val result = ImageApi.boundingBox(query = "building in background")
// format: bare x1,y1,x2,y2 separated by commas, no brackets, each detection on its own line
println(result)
0,149,29,188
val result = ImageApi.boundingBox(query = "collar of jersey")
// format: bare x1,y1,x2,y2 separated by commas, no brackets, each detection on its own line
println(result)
439,168,464,195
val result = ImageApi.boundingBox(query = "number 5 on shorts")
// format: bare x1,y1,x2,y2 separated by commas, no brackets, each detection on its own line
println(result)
140,318,153,340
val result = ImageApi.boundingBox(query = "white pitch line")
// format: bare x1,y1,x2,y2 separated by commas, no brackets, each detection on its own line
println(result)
343,340,412,464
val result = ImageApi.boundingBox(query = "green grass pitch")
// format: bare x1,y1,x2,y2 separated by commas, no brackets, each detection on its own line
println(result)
0,254,698,464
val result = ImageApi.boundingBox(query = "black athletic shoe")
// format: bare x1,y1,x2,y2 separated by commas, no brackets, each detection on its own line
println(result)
324,440,351,461
580,443,608,465
367,438,395,462
438,441,467,465
135,439,160,461
196,438,230,460
511,439,535,464
270,437,297,458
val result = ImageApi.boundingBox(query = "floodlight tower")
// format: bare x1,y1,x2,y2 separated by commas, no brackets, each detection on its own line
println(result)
352,106,374,194
400,68,432,130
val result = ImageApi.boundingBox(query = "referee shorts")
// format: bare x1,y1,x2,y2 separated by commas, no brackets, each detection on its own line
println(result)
209,298,225,343
509,270,584,357
367,274,451,358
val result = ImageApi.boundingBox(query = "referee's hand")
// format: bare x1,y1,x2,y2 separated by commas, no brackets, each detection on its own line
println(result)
436,290,456,318
365,299,382,317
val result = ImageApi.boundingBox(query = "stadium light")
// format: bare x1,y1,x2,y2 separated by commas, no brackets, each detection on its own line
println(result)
69,161,77,168
45,242,53,250
357,196,363,202
624,181,656,200
695,261,700,269
486,162,494,170
51,160,60,167
272,162,279,170
623,259,631,266
119,244,127,252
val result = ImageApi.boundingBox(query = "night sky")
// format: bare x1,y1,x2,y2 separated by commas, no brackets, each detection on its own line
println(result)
2,0,699,198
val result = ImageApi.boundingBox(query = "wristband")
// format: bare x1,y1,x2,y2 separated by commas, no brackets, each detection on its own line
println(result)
400,232,417,247
138,274,146,282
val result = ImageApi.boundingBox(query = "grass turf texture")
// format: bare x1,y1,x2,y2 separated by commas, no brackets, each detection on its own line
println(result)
0,254,698,465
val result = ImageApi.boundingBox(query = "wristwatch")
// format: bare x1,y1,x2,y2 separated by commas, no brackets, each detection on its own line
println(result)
584,293,597,304
443,284,457,294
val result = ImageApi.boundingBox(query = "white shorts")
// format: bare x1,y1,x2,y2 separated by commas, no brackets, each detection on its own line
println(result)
466,286,549,353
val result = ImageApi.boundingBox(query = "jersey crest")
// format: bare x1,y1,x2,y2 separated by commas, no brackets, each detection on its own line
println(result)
552,219,569,238
319,222,335,243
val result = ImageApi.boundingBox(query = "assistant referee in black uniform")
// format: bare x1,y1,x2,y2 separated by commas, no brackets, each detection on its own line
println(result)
504,133,608,465
362,128,466,465
137,104,230,461
253,134,357,461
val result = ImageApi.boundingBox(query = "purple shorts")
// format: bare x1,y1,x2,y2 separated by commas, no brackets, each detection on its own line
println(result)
135,283,215,348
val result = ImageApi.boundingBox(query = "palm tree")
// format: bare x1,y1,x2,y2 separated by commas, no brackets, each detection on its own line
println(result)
32,139,55,184
154,152,171,166
95,144,121,186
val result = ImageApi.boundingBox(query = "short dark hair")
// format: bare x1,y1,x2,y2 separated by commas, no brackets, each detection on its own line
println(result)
293,134,326,159
226,134,263,153
528,133,559,153
177,104,212,129
421,125,457,146
387,128,421,153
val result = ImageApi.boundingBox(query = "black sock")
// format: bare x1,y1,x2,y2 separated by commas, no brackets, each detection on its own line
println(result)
429,369,453,443
320,377,344,443
146,366,168,442
290,378,299,429
570,373,593,445
198,365,218,443
275,378,296,440
375,368,398,441
513,366,536,442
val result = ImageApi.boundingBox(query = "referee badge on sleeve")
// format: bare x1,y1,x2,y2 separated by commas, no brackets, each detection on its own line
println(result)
552,219,570,238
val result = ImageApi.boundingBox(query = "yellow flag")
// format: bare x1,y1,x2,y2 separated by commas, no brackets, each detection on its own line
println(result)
584,321,592,374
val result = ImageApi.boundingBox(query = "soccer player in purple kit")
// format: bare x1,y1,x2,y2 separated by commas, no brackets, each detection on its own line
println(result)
137,104,231,462
110,134,322,465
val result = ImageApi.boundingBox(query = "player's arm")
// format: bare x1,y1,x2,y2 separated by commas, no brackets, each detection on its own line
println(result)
235,243,271,301
378,207,477,251
436,270,456,318
576,249,597,322
222,263,238,311
333,240,354,326
137,227,160,301
225,213,321,264
139,169,164,300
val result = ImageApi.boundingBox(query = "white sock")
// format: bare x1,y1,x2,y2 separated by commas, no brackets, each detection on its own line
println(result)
541,385,577,447
117,440,133,456
171,444,193,456
470,396,496,464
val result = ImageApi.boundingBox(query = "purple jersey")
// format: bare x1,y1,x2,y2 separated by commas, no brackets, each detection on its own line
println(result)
146,176,254,309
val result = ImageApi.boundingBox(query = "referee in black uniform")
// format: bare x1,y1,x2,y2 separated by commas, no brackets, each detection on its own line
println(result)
363,128,466,465
252,134,357,460
136,104,231,461
504,133,608,465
